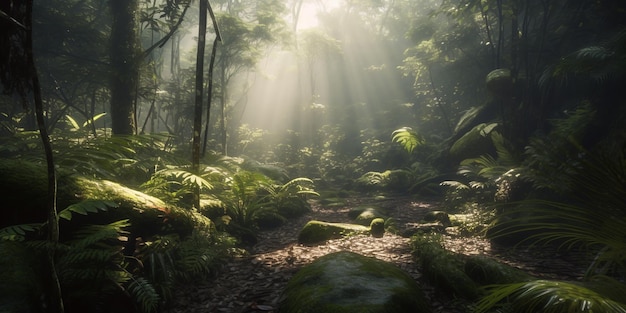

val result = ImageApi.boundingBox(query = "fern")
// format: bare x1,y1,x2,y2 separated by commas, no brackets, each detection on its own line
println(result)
392,127,424,154
0,223,40,241
58,199,119,221
127,277,160,313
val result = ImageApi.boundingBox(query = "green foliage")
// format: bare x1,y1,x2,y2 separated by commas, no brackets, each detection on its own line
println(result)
127,277,160,313
411,234,479,300
0,241,45,312
0,223,40,241
58,199,119,221
540,30,626,87
474,279,626,313
264,177,318,217
142,164,227,205
392,127,424,154
213,170,274,233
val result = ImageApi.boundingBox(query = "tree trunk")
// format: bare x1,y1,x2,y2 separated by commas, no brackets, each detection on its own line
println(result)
202,2,222,158
192,0,208,209
25,0,64,311
109,0,139,135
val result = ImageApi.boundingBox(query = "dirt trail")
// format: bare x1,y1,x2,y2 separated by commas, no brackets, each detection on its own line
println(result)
163,197,586,313
164,197,446,313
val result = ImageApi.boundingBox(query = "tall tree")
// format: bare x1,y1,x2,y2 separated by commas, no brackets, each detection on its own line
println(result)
192,0,209,209
1,1,64,311
109,0,140,135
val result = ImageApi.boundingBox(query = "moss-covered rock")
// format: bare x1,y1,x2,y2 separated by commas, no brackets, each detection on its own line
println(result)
298,220,370,245
279,251,431,313
370,218,385,238
464,255,532,285
352,206,387,226
486,68,513,100
450,123,498,161
423,210,451,227
412,236,480,300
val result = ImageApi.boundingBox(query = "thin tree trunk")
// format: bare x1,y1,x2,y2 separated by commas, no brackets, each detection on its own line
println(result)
192,0,208,209
202,1,222,157
220,65,227,155
25,0,64,311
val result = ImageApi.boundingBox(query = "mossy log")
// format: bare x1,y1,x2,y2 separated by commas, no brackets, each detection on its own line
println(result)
0,159,212,243
280,251,431,313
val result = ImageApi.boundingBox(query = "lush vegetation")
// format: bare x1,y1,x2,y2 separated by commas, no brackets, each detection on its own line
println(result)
1,0,625,312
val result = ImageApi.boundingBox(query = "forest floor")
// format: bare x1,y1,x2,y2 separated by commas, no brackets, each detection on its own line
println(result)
163,196,587,313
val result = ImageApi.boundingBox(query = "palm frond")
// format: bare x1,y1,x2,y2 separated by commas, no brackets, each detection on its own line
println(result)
475,279,626,313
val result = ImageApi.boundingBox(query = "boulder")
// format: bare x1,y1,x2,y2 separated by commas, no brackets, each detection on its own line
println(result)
279,251,431,313
351,206,387,226
298,220,370,245
423,210,451,227
464,255,532,285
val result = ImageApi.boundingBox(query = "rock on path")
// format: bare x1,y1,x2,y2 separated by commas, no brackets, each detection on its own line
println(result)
164,197,438,313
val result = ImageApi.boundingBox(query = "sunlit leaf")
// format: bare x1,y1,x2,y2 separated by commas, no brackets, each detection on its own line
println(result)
392,127,424,154
65,115,80,130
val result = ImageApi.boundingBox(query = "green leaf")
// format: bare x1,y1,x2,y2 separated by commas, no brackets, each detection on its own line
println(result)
59,200,119,221
0,223,40,241
82,112,107,127
66,115,80,130
392,127,424,154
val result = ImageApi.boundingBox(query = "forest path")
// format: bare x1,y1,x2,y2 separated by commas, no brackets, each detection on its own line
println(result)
163,196,452,313
163,196,587,313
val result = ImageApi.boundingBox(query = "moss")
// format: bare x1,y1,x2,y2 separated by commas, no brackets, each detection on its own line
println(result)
464,255,532,285
370,218,385,238
280,251,431,313
422,211,451,227
351,206,387,226
348,205,379,219
0,158,213,242
412,236,479,300
298,221,369,245
255,211,287,229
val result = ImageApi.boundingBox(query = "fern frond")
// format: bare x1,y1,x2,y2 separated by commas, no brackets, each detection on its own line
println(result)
156,168,215,190
0,223,40,241
66,219,130,249
392,127,424,154
59,200,119,221
127,277,160,313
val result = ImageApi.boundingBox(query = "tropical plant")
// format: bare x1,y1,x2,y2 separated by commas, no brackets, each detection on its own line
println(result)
0,217,160,313
392,127,424,154
264,177,318,218
474,279,626,313
212,170,274,232
478,119,626,311
141,163,228,206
